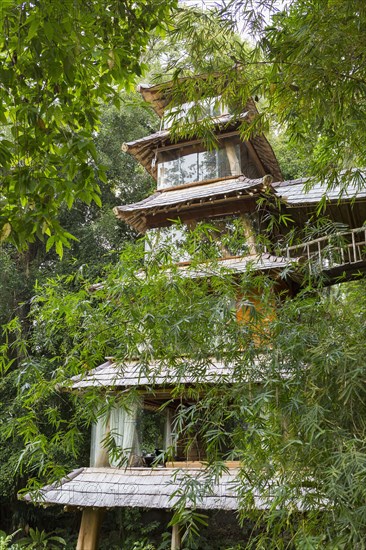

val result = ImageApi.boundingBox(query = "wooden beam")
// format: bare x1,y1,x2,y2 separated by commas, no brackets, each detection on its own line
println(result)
246,140,267,177
76,508,105,550
157,173,240,194
241,214,257,255
144,199,256,230
93,417,110,468
155,130,241,154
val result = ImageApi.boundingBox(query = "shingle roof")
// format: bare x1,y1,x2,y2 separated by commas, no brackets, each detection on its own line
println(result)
275,178,366,205
123,114,246,150
114,176,266,231
22,466,242,510
116,172,366,233
88,253,300,295
179,253,298,278
122,176,263,212
23,466,323,511
71,359,234,390
70,346,299,390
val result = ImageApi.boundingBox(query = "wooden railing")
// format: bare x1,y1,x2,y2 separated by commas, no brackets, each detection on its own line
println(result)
280,227,366,272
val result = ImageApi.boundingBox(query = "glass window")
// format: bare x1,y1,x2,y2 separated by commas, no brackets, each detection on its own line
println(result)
157,136,245,189
145,225,191,263
144,214,259,263
163,98,229,129
200,217,255,257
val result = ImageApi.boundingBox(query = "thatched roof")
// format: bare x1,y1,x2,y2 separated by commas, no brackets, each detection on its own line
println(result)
23,466,242,510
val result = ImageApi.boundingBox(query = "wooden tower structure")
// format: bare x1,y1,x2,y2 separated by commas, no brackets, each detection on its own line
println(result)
23,80,366,549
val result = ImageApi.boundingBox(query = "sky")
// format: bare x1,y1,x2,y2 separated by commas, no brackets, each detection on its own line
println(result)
178,0,286,39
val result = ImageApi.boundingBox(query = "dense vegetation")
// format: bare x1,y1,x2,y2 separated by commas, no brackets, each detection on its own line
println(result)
0,95,157,535
0,0,175,252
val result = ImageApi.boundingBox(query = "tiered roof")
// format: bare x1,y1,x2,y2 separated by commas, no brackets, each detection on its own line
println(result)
275,177,366,204
70,354,295,390
115,174,366,233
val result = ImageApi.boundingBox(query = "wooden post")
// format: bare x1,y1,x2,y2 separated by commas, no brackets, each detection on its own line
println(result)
76,508,105,550
77,415,110,549
241,214,257,255
171,524,181,550
225,141,241,176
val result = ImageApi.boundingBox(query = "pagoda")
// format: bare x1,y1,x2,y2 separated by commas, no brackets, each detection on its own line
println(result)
23,79,366,549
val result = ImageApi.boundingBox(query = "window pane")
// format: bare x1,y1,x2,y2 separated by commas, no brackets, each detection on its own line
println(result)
180,151,200,184
145,214,259,263
158,157,181,188
163,98,230,129
198,150,217,181
157,136,244,189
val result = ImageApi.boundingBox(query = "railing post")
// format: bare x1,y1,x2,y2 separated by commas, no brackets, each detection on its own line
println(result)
279,226,365,271
351,231,357,262
306,244,311,274
340,241,345,264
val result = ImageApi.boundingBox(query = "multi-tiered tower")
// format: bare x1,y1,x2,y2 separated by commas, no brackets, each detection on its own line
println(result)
24,80,366,549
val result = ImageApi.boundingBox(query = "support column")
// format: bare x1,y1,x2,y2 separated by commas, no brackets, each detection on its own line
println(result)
242,214,257,255
78,414,110,549
171,524,181,550
76,508,105,550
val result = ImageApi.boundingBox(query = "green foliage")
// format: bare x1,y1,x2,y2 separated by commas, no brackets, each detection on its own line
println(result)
0,0,176,252
261,0,366,187
96,508,251,549
131,543,156,550
159,1,366,189
98,508,164,550
0,93,159,530
1,3,366,544
268,131,309,180
17,528,65,549
0,530,21,550
156,7,257,148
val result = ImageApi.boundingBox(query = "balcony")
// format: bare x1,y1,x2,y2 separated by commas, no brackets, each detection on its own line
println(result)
281,226,366,282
